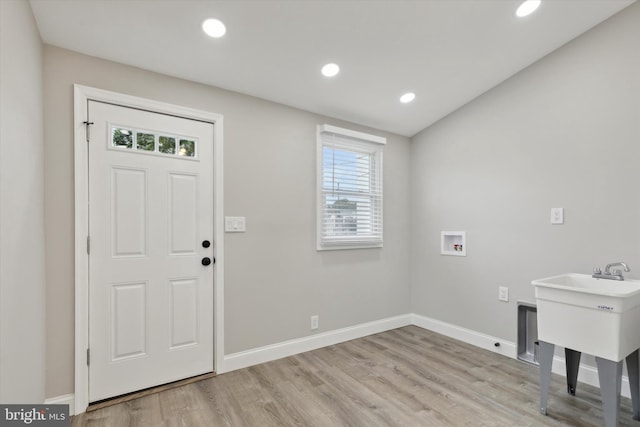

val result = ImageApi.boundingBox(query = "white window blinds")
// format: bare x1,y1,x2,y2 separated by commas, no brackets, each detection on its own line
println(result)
317,125,385,250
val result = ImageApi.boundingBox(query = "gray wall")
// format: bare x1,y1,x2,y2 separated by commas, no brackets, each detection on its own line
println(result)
32,0,640,401
43,47,412,398
410,3,640,342
0,0,46,403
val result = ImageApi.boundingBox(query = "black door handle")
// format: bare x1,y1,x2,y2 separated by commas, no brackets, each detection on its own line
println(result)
202,240,211,248
202,257,212,266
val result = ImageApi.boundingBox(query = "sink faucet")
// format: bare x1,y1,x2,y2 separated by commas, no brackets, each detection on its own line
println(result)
592,262,630,281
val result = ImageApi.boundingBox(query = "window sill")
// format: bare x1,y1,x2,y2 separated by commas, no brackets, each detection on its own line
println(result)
317,243,383,251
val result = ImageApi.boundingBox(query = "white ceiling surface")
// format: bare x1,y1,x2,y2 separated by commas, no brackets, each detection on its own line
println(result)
30,0,635,137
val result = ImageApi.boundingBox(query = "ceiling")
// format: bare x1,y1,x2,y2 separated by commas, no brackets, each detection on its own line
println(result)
29,0,635,137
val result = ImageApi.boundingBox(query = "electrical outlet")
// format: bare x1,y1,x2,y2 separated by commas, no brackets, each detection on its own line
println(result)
550,208,564,225
311,315,319,330
498,286,509,302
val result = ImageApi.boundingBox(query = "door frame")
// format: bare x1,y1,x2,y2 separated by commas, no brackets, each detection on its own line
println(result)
73,85,225,414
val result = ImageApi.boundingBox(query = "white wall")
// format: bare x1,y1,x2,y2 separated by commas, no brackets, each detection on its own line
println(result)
0,0,46,403
410,3,640,342
43,46,412,398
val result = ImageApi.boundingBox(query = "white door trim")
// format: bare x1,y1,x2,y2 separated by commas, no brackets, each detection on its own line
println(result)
73,84,225,414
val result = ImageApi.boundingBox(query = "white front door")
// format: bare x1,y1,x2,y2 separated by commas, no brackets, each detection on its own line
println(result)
88,100,214,402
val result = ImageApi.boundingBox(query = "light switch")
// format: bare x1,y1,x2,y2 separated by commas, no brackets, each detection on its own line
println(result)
550,208,564,225
225,216,246,232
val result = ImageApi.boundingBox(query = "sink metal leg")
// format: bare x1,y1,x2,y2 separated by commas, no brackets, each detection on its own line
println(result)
538,340,555,416
565,348,581,396
595,357,623,427
626,349,640,420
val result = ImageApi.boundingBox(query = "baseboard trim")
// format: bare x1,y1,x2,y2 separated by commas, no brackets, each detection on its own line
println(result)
225,313,631,398
64,312,632,415
223,314,413,372
411,313,632,399
411,313,517,358
44,393,75,416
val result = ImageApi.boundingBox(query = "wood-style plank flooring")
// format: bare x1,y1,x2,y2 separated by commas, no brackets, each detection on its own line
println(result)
72,326,637,426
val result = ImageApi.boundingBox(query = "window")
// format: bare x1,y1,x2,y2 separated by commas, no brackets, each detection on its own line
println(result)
317,124,385,250
110,125,198,159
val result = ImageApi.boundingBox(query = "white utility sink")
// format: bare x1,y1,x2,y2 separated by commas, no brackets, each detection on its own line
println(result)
532,273,640,361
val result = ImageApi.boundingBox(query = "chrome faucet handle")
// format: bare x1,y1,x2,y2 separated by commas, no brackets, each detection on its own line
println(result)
604,262,630,274
593,267,602,274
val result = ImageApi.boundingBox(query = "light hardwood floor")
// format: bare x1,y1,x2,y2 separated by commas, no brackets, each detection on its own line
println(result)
72,326,637,426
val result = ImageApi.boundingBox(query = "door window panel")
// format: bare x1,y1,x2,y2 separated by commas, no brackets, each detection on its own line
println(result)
136,132,155,151
159,136,176,154
112,128,133,148
179,139,195,157
109,125,197,159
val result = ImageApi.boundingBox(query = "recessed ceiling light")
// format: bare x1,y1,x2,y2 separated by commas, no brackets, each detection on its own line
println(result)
400,92,416,103
516,0,541,18
321,63,340,77
202,18,226,38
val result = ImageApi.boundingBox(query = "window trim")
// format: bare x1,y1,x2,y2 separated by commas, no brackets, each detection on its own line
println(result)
316,124,385,251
